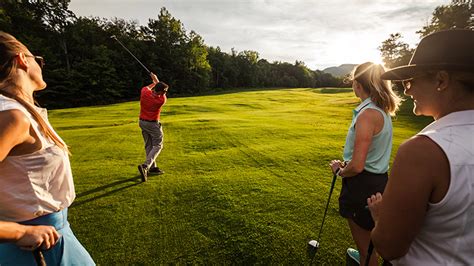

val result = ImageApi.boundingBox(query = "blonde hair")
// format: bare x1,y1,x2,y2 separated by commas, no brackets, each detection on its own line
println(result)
352,62,402,116
0,31,68,152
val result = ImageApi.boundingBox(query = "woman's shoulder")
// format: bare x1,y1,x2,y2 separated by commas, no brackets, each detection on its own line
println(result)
398,135,446,165
0,95,26,112
357,107,384,123
364,101,387,115
0,108,30,130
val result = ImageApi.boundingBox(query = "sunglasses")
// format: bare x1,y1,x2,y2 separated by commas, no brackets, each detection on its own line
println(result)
401,73,433,90
25,54,45,69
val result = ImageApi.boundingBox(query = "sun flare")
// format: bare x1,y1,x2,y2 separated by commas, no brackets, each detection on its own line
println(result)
370,56,384,67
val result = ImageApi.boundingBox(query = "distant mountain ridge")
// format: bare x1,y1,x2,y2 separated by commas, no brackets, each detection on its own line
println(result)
322,64,357,77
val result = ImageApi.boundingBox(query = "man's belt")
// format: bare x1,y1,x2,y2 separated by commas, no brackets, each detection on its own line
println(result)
139,118,158,122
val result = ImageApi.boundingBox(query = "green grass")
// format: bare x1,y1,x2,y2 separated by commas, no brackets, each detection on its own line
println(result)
49,87,432,265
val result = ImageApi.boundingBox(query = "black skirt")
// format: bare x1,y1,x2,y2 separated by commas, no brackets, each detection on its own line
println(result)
338,170,388,231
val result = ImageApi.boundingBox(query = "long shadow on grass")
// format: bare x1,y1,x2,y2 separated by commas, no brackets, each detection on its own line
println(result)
316,87,353,94
56,120,135,131
71,176,142,208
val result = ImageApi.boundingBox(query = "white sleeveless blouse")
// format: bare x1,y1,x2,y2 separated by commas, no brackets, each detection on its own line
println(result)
0,95,75,222
393,110,474,265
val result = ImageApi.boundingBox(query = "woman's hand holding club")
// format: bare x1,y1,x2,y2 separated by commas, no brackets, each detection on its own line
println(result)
16,225,60,251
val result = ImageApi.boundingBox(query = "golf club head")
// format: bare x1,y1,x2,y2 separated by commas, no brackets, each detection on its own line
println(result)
110,35,117,40
307,240,319,259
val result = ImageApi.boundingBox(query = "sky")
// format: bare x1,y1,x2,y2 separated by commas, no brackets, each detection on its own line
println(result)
69,0,450,70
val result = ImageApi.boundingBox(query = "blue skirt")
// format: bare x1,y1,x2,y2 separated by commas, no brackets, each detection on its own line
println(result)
0,208,95,266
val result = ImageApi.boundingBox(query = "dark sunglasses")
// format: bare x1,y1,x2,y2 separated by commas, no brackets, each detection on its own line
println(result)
402,73,432,90
25,55,45,69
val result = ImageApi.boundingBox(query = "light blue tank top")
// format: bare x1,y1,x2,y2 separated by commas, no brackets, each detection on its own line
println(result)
342,98,392,174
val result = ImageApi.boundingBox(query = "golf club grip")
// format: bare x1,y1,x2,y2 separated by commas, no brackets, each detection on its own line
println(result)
316,174,338,241
33,249,47,266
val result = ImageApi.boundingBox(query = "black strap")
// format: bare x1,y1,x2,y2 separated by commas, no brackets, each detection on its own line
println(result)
365,240,374,266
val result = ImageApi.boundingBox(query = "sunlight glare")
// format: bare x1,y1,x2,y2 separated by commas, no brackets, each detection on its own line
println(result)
371,55,384,67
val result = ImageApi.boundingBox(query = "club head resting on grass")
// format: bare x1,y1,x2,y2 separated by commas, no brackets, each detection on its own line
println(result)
307,239,319,259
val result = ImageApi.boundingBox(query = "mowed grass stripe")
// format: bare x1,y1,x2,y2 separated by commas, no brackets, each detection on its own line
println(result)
48,88,431,264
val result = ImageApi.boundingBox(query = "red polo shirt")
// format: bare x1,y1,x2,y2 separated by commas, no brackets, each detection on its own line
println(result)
139,86,167,121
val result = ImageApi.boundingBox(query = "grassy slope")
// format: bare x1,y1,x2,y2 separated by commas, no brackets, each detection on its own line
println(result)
49,88,432,265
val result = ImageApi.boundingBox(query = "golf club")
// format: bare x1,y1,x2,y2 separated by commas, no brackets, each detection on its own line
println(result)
307,173,338,260
33,249,46,266
110,35,151,74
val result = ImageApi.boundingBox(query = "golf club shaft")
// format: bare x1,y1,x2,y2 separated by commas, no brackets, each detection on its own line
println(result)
33,249,46,266
316,174,337,241
365,241,374,266
111,36,151,74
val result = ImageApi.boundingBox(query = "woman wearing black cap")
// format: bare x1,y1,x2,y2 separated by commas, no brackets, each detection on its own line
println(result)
367,29,474,265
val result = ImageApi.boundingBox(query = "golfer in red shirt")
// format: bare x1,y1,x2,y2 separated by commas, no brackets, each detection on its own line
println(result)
138,73,169,182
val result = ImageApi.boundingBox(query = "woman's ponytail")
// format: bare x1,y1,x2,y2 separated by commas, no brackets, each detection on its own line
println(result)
353,62,402,116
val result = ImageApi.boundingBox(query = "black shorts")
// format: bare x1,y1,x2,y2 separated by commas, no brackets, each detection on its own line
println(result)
338,170,388,231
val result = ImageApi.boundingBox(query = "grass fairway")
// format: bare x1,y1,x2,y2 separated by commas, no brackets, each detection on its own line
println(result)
49,88,431,265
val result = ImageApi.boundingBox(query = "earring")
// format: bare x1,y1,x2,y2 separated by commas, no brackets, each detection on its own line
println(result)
437,87,442,91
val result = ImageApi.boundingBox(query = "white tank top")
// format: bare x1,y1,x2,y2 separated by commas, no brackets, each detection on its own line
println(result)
0,95,75,222
392,110,474,265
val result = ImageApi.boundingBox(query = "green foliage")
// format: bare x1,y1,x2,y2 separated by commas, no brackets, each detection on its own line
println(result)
1,3,343,108
49,88,431,264
379,0,472,70
417,0,474,37
144,7,211,93
2,0,469,107
379,33,414,69
207,48,344,89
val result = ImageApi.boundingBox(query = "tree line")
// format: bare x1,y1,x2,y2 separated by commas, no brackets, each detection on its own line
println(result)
0,1,342,108
379,0,473,70
0,0,472,108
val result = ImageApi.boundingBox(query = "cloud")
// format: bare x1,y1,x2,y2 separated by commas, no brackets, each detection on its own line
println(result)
69,0,450,69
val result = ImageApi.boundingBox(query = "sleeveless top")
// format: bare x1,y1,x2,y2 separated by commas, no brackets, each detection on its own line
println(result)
0,95,75,222
392,110,474,265
343,98,393,174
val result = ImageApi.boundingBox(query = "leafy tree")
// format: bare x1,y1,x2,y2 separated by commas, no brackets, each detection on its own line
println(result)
183,31,211,91
33,0,76,73
379,33,414,69
417,0,473,37
379,0,472,71
144,7,210,93
207,46,227,88
1,3,343,107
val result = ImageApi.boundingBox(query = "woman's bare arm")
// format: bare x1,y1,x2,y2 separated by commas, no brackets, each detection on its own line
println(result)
0,221,59,250
339,109,383,177
369,135,449,260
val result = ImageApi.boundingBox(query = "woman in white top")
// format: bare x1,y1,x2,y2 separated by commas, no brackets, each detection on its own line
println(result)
0,32,94,264
368,29,474,265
